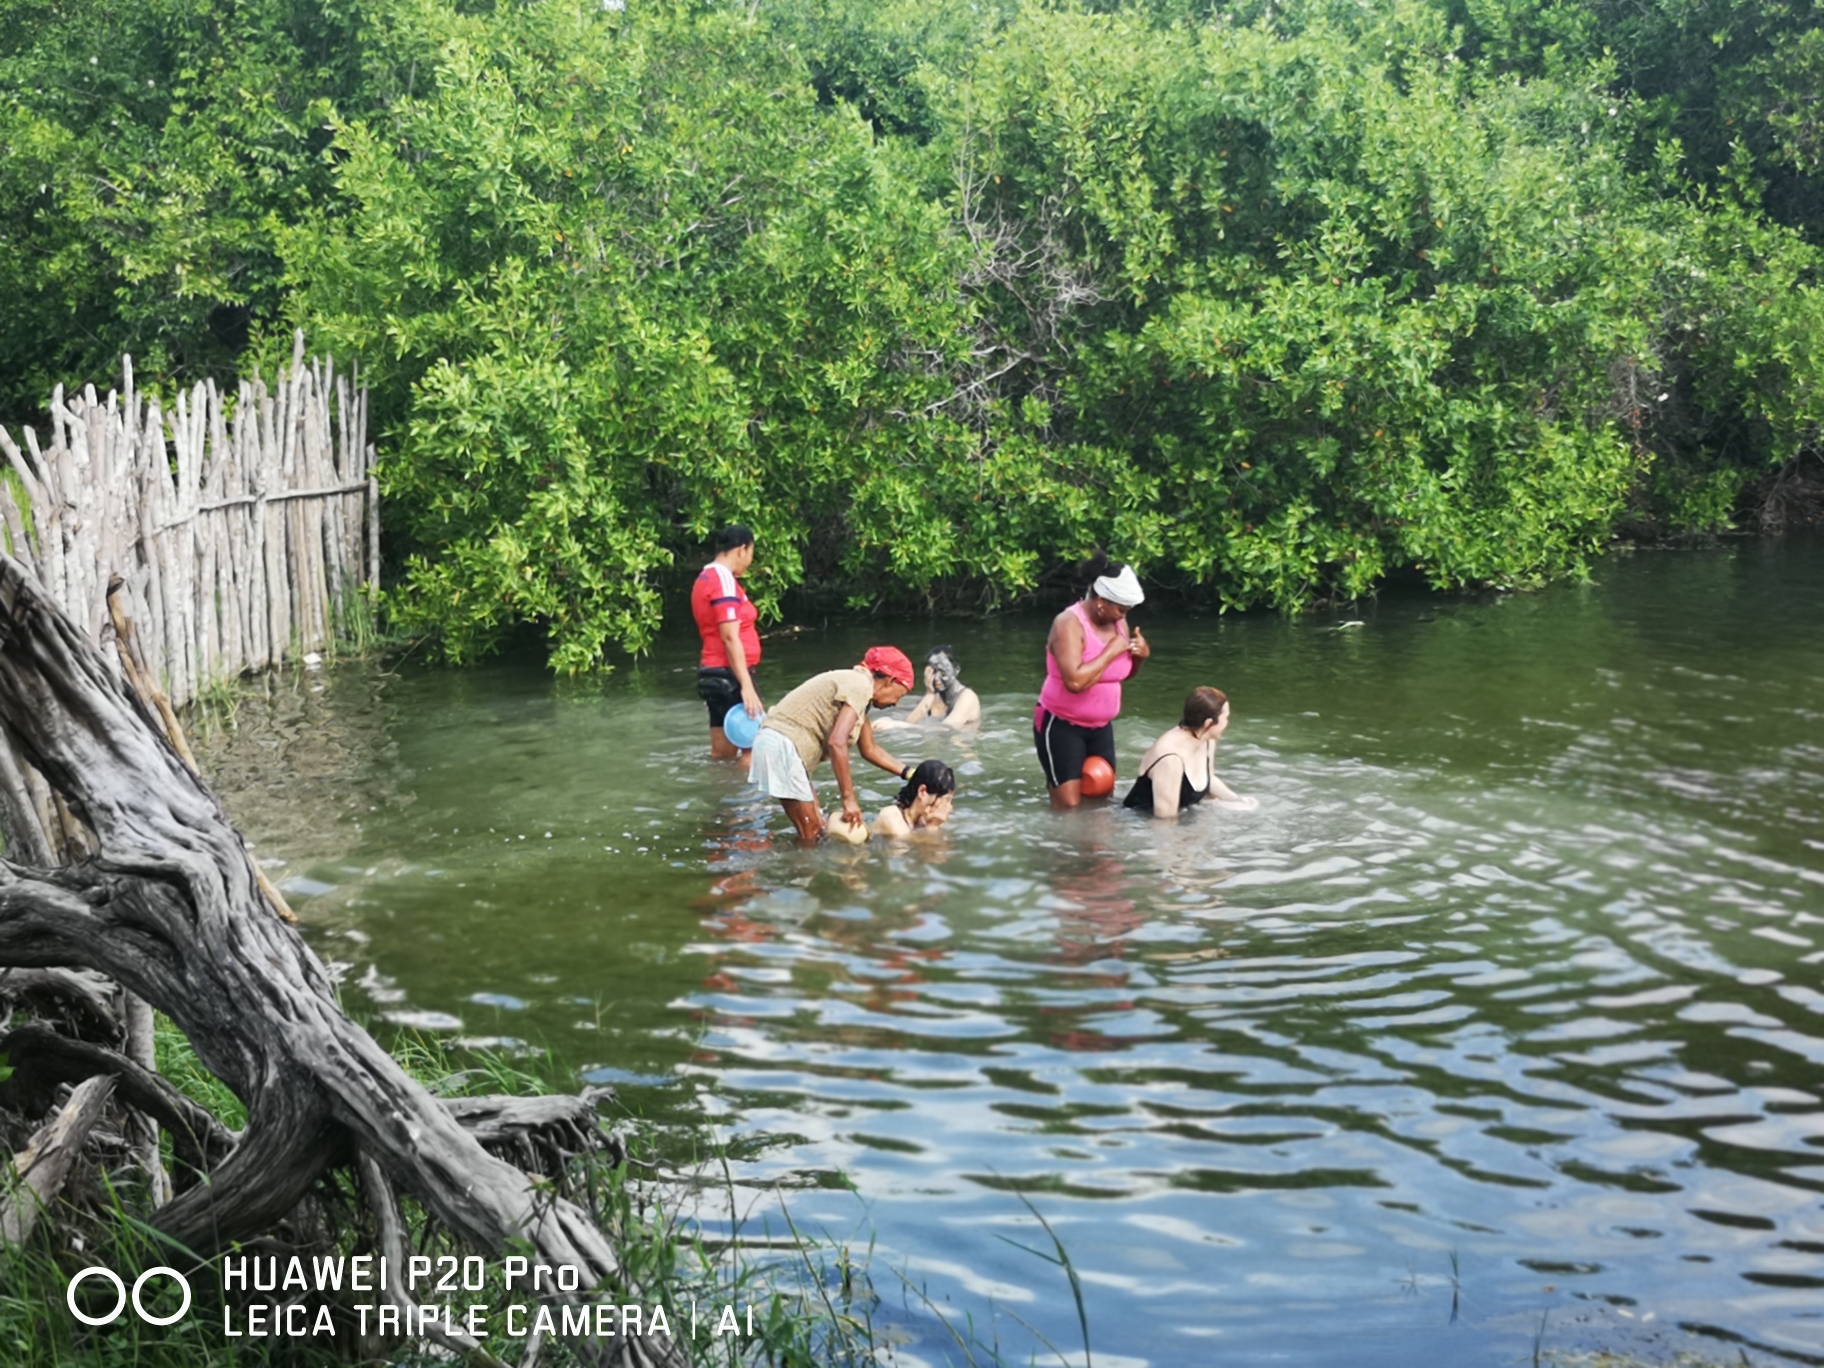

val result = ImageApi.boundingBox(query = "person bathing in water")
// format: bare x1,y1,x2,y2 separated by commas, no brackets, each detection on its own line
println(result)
1034,554,1151,810
901,647,981,729
874,759,957,838
1125,687,1257,818
747,647,922,844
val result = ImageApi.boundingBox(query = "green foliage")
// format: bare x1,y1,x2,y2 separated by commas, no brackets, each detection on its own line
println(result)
286,0,1122,655
0,0,366,420
1434,0,1824,227
937,3,1824,597
5,0,1824,666
154,1010,245,1128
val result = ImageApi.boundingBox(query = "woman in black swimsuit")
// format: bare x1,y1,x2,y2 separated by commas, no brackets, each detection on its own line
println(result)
1124,687,1257,818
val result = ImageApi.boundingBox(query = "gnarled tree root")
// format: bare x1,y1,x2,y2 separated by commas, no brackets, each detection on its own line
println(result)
0,554,682,1366
0,1022,233,1180
0,966,121,1038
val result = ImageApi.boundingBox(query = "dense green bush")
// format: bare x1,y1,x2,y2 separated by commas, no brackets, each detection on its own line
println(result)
0,0,364,420
3,0,1821,668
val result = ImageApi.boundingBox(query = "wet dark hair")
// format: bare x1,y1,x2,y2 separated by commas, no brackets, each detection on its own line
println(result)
1181,686,1229,732
894,759,956,810
712,524,755,553
1077,550,1129,591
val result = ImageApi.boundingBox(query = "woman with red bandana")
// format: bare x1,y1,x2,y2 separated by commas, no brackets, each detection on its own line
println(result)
748,647,920,843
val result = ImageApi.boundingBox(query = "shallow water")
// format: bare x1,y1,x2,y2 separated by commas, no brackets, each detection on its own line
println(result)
202,537,1824,1366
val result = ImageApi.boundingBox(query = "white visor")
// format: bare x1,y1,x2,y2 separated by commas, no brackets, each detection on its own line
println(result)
1092,566,1145,608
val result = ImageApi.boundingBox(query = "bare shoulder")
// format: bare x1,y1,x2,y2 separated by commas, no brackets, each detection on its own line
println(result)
874,806,912,838
945,689,982,728
1137,726,1176,768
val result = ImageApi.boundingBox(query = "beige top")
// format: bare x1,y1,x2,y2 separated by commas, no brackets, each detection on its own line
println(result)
763,668,874,775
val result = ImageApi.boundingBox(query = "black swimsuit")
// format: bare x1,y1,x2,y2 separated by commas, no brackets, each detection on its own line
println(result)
1123,752,1209,812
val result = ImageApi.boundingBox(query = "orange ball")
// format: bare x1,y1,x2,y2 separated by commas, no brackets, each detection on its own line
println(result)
1079,755,1115,798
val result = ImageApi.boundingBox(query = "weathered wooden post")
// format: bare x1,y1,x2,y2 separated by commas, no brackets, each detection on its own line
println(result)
0,334,380,710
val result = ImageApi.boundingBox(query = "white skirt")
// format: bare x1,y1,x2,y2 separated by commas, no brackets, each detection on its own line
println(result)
748,727,816,802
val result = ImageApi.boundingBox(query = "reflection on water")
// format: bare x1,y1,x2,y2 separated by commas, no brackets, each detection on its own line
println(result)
200,537,1824,1366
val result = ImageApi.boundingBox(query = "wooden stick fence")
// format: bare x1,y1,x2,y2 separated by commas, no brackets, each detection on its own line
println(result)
0,331,378,711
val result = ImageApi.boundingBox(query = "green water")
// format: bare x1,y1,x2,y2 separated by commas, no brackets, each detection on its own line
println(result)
202,536,1824,1367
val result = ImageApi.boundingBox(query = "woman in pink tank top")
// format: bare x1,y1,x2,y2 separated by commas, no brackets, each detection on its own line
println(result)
1033,558,1151,809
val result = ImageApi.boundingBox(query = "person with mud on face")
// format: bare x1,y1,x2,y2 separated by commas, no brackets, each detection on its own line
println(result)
902,647,981,729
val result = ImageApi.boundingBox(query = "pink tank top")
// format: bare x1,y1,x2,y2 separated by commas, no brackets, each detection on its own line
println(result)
1037,600,1132,727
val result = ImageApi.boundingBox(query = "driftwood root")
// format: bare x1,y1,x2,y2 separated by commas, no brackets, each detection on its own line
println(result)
3,1074,115,1244
0,553,682,1364
0,1023,234,1178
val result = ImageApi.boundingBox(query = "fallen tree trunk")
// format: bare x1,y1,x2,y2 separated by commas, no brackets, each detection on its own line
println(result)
0,553,680,1365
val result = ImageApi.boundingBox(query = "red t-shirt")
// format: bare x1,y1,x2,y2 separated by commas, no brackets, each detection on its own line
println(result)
692,563,762,669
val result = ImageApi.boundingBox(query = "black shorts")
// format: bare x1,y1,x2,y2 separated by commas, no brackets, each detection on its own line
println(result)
1033,707,1116,788
697,667,757,727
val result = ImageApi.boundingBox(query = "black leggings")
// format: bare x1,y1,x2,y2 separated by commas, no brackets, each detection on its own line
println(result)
1033,707,1116,788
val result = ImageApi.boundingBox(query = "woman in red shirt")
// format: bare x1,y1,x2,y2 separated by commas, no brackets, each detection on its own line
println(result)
693,525,764,759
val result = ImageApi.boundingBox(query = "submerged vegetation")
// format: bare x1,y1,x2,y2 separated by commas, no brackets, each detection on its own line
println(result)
2,0,1822,667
